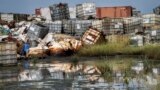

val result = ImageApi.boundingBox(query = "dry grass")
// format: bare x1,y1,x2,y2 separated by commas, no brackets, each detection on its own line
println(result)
77,42,160,60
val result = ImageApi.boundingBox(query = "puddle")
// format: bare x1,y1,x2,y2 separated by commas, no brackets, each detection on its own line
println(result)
0,58,160,90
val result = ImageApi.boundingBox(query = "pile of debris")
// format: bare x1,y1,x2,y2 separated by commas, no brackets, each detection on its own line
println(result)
0,21,105,61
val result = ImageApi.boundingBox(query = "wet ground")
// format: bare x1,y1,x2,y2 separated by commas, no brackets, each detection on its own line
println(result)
0,57,160,90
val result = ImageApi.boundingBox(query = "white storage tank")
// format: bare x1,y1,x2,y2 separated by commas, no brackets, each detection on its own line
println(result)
69,7,76,19
76,3,96,19
73,20,92,36
92,19,103,31
142,14,160,24
45,20,62,33
130,35,144,46
123,17,143,34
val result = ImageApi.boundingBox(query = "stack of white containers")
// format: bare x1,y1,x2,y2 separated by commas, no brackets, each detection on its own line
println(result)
76,3,96,19
0,42,17,65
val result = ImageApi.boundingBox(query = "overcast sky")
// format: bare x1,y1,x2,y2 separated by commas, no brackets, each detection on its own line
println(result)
0,0,159,14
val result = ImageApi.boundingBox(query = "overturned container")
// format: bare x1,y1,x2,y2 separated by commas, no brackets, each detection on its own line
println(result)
27,23,49,40
82,28,105,45
0,42,17,65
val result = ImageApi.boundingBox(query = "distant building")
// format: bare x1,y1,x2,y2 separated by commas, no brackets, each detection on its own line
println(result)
0,12,29,22
153,5,160,15
49,3,70,21
76,3,96,19
14,13,30,22
0,13,14,22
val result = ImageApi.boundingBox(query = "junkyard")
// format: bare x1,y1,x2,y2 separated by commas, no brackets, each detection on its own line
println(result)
0,1,160,90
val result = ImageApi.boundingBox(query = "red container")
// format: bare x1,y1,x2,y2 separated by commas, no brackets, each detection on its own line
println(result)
96,6,132,19
35,8,41,16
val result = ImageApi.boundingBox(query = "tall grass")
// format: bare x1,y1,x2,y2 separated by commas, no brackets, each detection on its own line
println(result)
143,45,160,60
77,43,160,60
78,43,125,56
78,43,135,56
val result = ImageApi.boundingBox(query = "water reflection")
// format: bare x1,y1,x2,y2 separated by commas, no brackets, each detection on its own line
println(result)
0,58,160,90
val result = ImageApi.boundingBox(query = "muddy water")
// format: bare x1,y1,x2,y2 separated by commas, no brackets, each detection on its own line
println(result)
0,57,160,90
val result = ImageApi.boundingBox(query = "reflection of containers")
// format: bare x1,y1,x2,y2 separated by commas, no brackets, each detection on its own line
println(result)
131,61,144,73
152,68,160,75
0,67,18,83
0,42,17,65
45,21,62,33
27,24,49,40
76,3,96,19
96,6,132,19
50,71,65,79
82,28,105,45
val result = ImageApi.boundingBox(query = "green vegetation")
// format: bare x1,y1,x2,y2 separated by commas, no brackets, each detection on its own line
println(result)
78,43,125,56
94,58,133,72
77,43,160,60
92,58,134,82
96,62,113,82
143,45,160,60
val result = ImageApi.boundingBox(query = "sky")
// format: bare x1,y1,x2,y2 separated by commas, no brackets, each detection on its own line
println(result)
0,0,159,14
